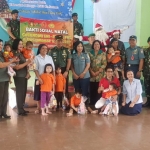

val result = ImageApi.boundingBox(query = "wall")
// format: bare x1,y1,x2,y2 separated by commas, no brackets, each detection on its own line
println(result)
136,0,150,47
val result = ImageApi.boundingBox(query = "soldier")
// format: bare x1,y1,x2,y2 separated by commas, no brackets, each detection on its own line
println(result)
7,9,20,45
84,33,95,53
143,37,150,107
49,35,71,94
125,35,145,79
72,13,83,36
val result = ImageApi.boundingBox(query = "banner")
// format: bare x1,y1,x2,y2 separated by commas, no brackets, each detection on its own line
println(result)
0,0,72,20
20,17,73,49
94,0,136,42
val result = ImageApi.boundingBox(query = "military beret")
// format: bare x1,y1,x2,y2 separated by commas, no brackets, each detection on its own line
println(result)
55,35,63,40
88,33,95,37
147,37,150,43
11,9,19,14
72,13,78,17
129,35,137,40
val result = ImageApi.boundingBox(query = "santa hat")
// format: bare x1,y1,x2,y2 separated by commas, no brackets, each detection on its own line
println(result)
112,30,120,35
95,23,103,31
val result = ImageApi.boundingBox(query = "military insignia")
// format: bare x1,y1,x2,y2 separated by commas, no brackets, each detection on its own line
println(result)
133,49,137,54
141,49,143,53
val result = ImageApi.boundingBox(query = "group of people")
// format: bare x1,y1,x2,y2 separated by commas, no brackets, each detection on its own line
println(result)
0,10,149,120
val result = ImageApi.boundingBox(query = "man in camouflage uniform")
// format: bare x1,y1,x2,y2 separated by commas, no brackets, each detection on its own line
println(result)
72,13,83,36
7,9,20,45
84,33,95,53
49,35,71,94
143,37,150,107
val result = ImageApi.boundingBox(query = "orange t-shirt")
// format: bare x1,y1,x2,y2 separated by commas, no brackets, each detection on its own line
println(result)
22,48,34,59
3,51,14,62
104,89,117,99
55,74,66,92
70,95,81,106
107,51,121,64
40,73,54,92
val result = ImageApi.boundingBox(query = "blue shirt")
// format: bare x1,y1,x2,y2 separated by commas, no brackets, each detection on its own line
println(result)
72,52,90,79
123,78,143,104
125,46,145,64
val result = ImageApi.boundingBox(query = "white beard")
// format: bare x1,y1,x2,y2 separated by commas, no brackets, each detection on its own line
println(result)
95,29,109,42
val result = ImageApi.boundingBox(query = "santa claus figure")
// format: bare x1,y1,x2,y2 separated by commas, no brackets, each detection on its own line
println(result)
94,23,128,51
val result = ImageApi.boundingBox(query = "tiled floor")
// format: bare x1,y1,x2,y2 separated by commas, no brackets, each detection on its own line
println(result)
0,107,150,150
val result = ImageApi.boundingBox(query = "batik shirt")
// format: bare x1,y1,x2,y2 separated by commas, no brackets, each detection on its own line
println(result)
89,49,107,82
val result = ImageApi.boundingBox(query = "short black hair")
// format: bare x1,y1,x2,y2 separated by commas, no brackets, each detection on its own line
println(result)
26,41,33,46
91,40,101,50
147,37,150,43
110,38,118,45
0,39,3,43
74,41,85,53
4,43,11,49
126,70,134,75
36,44,47,55
44,64,53,73
109,83,117,90
75,88,82,95
12,38,22,51
105,66,114,72
107,46,114,54
55,65,61,70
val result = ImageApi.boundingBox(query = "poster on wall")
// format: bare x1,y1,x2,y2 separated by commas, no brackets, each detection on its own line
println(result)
93,0,136,42
20,17,73,49
0,0,72,20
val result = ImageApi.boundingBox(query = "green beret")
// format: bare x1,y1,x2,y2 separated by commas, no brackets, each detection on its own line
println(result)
72,13,78,17
55,35,63,40
147,37,150,43
129,35,137,40
11,9,19,14
88,33,95,37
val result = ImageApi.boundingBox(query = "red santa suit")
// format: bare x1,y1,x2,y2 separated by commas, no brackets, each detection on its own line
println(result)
83,23,128,52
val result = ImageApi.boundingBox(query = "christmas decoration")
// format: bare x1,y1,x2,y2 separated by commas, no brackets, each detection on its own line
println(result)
0,0,9,12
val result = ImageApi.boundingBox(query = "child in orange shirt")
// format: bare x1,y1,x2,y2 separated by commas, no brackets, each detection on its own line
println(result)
38,64,55,116
107,46,125,79
100,83,118,116
3,44,16,82
55,66,66,109
66,89,82,116
3,43,14,62
22,41,34,79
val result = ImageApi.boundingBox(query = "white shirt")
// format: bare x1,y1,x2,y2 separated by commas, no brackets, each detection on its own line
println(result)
123,78,143,104
34,54,55,78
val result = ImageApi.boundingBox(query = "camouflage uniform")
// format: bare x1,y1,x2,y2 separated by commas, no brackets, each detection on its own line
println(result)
7,19,20,44
74,21,83,36
143,47,150,97
84,43,92,53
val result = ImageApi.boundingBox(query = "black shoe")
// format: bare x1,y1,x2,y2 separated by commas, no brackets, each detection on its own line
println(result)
23,110,29,113
2,114,11,119
142,100,150,107
18,112,27,116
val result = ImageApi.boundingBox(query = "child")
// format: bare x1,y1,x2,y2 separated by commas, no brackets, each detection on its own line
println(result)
3,43,14,62
55,66,66,110
39,64,55,116
3,43,16,83
107,46,125,79
100,83,118,116
66,89,87,117
22,41,34,79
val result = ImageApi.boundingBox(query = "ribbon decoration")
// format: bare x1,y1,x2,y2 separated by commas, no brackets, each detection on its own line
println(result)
72,0,76,8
